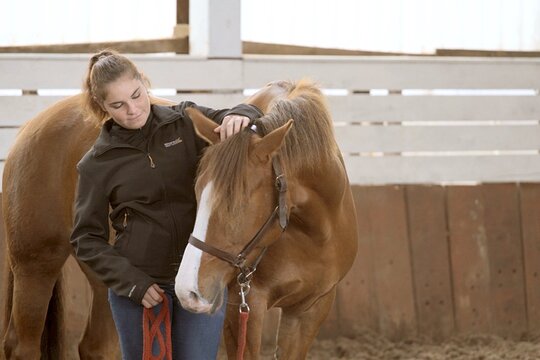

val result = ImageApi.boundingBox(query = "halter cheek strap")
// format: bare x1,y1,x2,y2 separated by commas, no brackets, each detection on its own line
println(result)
272,157,288,230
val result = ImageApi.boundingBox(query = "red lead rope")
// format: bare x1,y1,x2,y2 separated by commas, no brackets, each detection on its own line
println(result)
143,295,172,360
236,281,251,360
236,310,249,360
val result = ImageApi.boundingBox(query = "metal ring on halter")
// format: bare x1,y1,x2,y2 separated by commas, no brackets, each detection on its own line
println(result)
237,268,255,284
275,174,285,191
239,303,250,313
238,282,251,296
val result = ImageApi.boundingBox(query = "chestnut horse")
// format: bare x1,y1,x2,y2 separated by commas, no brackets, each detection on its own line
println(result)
1,93,180,359
1,94,119,360
175,80,358,359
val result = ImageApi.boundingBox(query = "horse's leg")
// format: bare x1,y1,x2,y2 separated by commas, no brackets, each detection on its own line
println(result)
223,289,266,360
276,288,336,359
2,265,15,360
6,250,68,360
76,260,119,360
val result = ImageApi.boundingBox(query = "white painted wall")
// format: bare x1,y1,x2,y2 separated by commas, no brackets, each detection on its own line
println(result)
1,0,539,53
242,0,540,53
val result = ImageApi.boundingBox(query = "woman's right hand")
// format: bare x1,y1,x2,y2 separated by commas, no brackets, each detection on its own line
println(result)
141,284,164,308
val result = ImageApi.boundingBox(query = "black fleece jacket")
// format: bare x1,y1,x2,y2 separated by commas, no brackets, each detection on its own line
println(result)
70,102,263,304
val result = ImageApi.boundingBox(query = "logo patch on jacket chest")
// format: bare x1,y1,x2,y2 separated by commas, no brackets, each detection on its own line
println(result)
164,137,183,148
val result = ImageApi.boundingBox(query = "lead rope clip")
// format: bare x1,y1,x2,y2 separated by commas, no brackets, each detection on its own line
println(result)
238,282,251,313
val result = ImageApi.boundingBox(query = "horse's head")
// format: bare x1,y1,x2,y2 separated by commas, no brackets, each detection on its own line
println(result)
175,106,293,314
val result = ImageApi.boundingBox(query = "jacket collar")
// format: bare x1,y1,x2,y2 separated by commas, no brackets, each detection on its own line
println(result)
92,104,182,156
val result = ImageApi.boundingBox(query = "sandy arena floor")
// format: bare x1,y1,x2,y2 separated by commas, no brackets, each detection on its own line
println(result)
306,328,540,360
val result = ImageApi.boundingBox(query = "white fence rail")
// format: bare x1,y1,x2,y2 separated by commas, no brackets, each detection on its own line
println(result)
1,54,539,187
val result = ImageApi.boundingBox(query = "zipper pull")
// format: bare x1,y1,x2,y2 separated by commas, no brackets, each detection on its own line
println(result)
147,153,156,168
123,211,128,228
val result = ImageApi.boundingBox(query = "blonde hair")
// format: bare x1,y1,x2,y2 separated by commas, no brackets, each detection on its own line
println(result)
82,49,144,125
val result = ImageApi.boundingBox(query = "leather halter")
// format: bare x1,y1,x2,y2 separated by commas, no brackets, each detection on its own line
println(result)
188,155,289,279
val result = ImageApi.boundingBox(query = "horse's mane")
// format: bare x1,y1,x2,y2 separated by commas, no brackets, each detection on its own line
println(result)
196,79,339,216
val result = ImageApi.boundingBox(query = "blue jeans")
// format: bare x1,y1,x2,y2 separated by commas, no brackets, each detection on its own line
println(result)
108,286,226,360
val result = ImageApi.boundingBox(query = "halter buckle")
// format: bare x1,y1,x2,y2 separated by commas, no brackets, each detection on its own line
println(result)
275,174,287,192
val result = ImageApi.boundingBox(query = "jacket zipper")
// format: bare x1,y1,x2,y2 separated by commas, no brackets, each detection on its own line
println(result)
142,120,180,264
139,126,157,169
147,153,156,168
123,210,129,228
139,121,180,261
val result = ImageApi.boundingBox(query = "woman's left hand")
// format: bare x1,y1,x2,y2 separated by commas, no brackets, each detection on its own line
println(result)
214,115,250,141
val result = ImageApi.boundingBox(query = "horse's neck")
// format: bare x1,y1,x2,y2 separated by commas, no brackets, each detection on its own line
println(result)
290,158,347,206
288,161,348,234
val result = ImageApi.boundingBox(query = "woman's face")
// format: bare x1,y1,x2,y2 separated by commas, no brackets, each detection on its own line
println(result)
102,73,150,129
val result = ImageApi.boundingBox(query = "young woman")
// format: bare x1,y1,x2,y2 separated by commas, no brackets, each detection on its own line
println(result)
70,50,262,359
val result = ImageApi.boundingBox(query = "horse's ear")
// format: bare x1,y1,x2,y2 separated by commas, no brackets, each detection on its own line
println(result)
185,107,220,145
252,119,293,163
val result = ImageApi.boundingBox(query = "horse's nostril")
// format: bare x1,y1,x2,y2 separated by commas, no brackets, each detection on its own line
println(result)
189,291,199,301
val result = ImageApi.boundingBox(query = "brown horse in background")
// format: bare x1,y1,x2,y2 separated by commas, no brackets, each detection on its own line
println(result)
1,94,118,359
175,80,358,358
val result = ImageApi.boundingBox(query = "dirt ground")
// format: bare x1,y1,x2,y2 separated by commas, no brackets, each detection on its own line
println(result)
305,328,540,360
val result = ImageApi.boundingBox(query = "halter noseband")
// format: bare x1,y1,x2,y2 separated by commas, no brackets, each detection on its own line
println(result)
188,156,289,279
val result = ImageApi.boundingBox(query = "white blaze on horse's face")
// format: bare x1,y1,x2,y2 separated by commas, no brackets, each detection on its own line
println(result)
175,181,214,313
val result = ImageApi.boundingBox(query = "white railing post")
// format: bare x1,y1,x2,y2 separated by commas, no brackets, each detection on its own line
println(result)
189,0,241,58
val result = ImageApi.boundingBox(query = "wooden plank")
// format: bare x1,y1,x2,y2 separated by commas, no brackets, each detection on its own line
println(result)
2,94,538,128
121,57,245,90
0,94,246,127
362,186,416,339
0,55,243,90
328,96,540,123
0,129,19,160
177,0,189,24
519,183,540,333
437,49,540,58
0,96,67,126
481,183,527,338
243,56,540,89
406,185,454,340
2,55,540,90
343,155,540,185
3,138,540,186
447,186,492,333
334,186,379,336
335,125,540,153
243,42,411,56
0,38,188,54
166,94,246,109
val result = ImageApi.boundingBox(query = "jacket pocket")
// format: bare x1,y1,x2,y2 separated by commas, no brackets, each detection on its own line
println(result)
112,208,132,253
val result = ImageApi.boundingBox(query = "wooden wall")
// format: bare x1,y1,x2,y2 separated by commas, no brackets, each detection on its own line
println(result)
2,183,540,342
319,183,540,341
